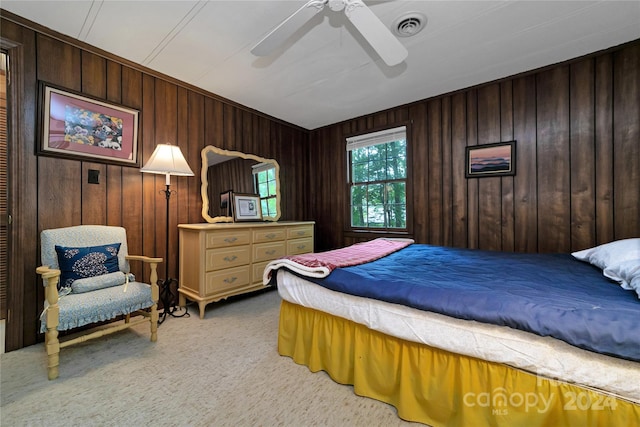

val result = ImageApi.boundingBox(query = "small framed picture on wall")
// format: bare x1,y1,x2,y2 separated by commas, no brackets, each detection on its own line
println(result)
465,141,516,178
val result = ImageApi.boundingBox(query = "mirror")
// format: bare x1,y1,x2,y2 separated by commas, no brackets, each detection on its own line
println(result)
201,145,281,223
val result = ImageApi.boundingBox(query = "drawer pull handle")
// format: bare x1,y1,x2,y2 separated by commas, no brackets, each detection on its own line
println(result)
224,237,238,243
223,255,237,262
297,245,306,250
266,233,277,239
223,277,237,284
296,231,305,236
266,250,276,255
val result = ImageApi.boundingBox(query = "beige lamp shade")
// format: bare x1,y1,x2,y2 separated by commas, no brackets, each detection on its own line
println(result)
141,143,194,184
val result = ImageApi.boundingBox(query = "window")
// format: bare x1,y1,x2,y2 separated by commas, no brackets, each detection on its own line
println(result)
253,163,277,217
347,126,407,230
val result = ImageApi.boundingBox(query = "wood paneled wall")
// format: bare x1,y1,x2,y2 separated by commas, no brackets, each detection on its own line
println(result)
309,41,640,253
1,14,309,350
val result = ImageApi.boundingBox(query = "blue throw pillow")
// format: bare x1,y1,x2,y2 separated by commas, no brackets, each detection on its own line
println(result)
55,243,121,289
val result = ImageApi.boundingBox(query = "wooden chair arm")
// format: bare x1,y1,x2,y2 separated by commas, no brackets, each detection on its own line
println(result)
126,255,163,264
36,265,61,281
125,255,161,303
36,266,62,318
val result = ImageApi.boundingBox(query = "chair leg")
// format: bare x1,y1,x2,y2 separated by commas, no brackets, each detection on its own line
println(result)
46,327,60,380
149,262,159,342
150,304,158,342
43,278,61,380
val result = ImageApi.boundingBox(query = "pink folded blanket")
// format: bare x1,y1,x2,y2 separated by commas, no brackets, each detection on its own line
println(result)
263,237,413,284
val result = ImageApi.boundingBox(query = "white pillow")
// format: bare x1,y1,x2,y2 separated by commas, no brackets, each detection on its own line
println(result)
603,259,640,298
71,271,127,294
572,238,640,270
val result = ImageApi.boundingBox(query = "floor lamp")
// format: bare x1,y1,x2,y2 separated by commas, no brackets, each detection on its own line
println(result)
141,143,194,324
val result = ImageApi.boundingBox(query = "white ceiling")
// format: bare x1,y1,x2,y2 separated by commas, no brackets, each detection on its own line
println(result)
2,1,639,130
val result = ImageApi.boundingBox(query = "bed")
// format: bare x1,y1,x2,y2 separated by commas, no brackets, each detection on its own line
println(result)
264,238,640,426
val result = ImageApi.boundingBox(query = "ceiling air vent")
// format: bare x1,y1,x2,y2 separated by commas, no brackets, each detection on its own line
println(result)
392,12,427,38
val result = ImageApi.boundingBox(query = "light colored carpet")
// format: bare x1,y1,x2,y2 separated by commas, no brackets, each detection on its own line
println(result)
0,289,421,426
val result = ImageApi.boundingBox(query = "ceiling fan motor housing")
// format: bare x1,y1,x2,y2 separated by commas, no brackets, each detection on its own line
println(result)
328,0,345,12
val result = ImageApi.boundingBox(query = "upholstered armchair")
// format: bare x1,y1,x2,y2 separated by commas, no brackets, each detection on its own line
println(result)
36,225,161,380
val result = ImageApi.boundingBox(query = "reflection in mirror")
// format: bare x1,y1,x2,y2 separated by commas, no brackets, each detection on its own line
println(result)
201,145,281,223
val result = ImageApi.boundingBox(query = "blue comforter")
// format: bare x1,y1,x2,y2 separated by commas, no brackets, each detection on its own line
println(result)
296,244,640,361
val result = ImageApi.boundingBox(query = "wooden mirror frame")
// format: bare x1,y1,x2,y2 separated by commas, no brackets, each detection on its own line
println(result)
201,145,281,223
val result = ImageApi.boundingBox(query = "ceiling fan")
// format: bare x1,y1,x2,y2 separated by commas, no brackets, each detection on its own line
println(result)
251,0,409,66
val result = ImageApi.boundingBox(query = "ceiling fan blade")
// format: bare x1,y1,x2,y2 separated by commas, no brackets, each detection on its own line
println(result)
251,0,327,56
345,0,408,66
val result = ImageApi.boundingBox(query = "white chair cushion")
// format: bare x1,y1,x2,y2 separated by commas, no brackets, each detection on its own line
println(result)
40,281,154,333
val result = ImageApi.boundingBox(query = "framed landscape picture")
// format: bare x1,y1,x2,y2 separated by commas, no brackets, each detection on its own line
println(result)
465,141,516,178
38,82,140,167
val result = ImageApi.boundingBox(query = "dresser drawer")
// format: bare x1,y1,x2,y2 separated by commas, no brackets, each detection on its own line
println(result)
205,266,251,294
287,237,313,255
252,260,271,284
253,228,286,243
206,246,251,271
206,230,251,249
287,225,314,240
253,241,286,262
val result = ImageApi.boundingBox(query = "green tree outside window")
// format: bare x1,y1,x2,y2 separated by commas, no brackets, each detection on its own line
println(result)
255,167,277,216
349,136,407,229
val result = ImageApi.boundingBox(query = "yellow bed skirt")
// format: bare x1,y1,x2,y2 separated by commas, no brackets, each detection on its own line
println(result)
278,300,639,427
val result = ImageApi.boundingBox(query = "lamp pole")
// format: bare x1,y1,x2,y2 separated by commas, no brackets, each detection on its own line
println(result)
157,172,187,325
140,143,194,325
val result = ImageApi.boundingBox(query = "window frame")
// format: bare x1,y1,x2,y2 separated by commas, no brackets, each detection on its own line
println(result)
345,124,412,234
252,163,278,218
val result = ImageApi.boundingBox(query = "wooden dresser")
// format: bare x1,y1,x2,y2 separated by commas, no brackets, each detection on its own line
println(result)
177,221,314,318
